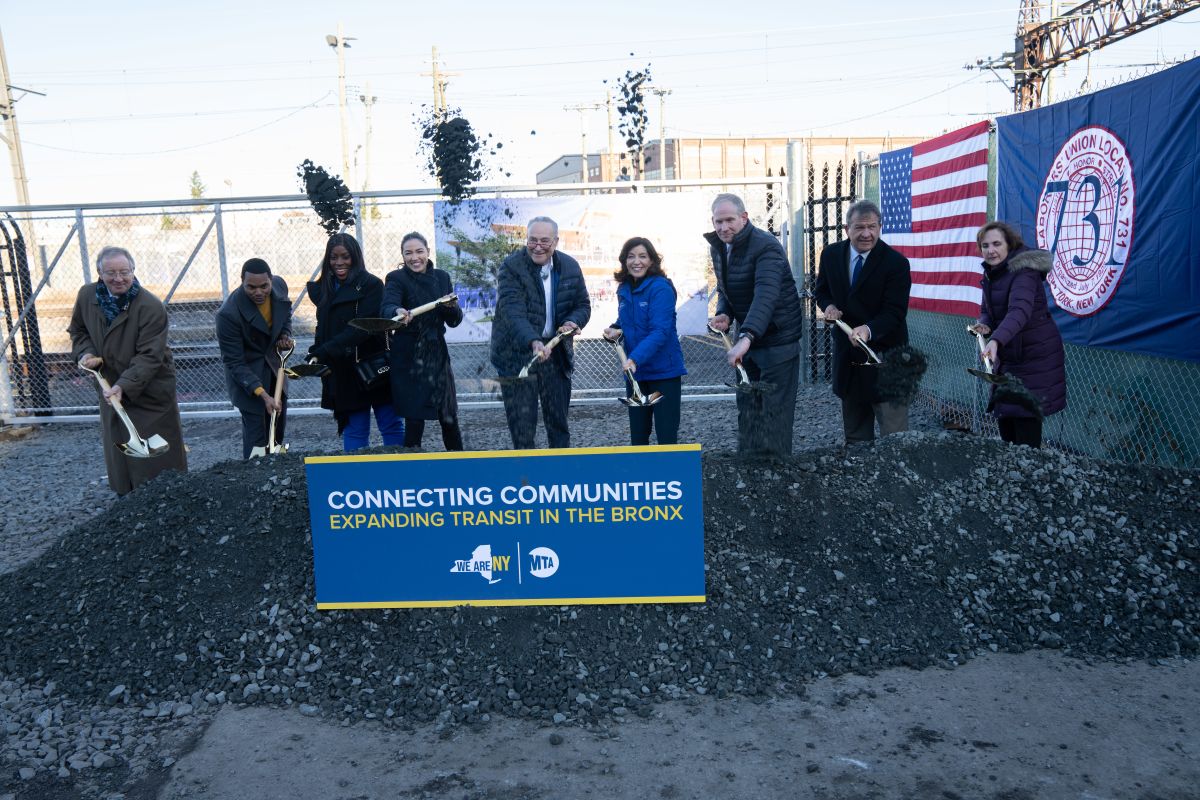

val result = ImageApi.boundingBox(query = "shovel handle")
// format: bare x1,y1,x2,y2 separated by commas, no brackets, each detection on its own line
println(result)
519,327,578,377
265,344,292,451
395,294,458,324
708,325,754,385
832,318,882,364
78,360,147,448
609,336,650,404
966,326,994,373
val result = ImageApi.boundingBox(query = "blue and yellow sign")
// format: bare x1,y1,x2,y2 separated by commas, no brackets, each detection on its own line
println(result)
304,445,705,609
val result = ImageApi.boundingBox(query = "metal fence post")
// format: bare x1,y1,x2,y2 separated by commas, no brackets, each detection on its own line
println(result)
786,142,810,378
0,348,13,419
353,196,365,253
214,203,230,298
75,208,90,283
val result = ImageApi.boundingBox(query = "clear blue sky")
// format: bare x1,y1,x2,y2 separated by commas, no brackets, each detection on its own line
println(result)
2,0,1197,204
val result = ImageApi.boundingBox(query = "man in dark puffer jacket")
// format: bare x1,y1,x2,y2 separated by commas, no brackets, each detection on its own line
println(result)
705,193,804,457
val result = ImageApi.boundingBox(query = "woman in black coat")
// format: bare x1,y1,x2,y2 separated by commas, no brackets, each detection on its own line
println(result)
307,233,405,451
381,231,464,450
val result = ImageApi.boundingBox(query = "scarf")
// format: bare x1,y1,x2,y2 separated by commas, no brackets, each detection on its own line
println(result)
96,280,141,326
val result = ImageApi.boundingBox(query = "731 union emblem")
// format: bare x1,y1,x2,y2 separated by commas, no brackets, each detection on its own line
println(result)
1035,126,1135,317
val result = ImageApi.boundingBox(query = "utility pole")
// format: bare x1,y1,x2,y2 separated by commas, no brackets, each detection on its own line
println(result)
360,83,376,194
325,23,355,180
605,90,616,186
648,87,672,185
360,83,376,218
422,46,459,120
0,26,40,266
564,103,603,185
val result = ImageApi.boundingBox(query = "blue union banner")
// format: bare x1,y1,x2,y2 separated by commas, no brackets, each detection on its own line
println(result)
996,57,1200,363
304,445,705,609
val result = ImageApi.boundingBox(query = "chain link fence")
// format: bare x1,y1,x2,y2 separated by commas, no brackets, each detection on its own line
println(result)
855,157,1200,470
909,309,1200,469
1,180,786,420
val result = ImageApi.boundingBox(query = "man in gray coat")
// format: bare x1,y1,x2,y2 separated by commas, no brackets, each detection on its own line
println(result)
489,216,591,449
705,193,803,457
216,258,293,458
69,246,189,494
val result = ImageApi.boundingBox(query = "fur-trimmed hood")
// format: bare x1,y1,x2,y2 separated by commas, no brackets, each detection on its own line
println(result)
1009,248,1052,274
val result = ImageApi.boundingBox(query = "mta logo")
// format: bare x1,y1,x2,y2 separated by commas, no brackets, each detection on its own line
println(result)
528,547,559,579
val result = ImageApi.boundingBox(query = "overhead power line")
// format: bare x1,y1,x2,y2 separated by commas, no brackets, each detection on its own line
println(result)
21,93,331,156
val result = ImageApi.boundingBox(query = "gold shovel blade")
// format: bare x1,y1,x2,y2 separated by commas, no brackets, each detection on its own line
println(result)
517,353,541,379
119,434,170,459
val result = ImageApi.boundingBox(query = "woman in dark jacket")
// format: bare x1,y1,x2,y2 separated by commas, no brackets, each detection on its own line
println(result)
381,232,464,450
970,221,1067,448
307,233,405,451
602,237,687,445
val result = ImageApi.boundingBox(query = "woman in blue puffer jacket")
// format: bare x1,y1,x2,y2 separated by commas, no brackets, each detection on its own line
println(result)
603,237,687,445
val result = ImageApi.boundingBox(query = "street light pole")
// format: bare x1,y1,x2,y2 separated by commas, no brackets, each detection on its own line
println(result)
325,23,355,180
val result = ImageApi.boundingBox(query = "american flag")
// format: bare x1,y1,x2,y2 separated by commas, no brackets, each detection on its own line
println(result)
879,120,990,317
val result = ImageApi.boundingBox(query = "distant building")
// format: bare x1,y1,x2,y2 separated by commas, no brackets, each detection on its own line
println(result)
537,154,606,186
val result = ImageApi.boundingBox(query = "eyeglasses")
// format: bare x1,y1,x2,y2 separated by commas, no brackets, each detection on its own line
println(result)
527,237,555,248
101,270,133,279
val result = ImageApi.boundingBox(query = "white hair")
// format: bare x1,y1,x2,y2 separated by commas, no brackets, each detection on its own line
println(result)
96,246,135,272
527,216,558,236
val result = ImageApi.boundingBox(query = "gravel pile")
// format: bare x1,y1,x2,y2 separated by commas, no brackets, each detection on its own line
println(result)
1,393,1197,792
0,391,853,572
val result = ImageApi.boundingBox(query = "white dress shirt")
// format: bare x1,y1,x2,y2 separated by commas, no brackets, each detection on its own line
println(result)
540,258,554,338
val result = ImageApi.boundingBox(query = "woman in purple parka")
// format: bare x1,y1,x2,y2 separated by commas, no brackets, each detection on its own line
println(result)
969,221,1066,448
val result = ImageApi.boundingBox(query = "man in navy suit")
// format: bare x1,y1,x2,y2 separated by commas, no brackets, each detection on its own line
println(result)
489,216,591,449
814,200,912,444
216,258,294,458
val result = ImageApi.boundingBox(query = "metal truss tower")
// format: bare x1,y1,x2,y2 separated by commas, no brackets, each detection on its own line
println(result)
977,0,1200,110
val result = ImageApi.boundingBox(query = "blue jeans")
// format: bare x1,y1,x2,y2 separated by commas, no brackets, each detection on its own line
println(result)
342,403,405,451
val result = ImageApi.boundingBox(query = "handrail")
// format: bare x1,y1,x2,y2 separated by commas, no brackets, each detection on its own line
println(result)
0,177,789,214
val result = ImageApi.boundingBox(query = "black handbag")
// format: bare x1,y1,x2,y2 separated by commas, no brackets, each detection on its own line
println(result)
352,297,390,388
354,349,390,388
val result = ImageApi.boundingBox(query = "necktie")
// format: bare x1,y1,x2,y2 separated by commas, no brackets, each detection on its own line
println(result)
852,253,864,285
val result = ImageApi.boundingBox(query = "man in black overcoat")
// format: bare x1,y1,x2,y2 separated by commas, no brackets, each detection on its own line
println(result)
814,200,912,444
216,258,293,458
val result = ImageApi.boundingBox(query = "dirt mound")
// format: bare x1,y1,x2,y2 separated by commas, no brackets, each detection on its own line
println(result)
2,433,1196,728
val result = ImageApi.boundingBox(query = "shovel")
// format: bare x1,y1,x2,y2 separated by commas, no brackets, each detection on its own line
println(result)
285,357,331,379
829,317,882,366
606,334,662,407
350,294,458,334
964,327,1042,417
965,326,1006,385
78,360,169,459
707,324,773,394
518,327,578,379
250,343,293,458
